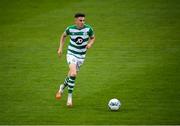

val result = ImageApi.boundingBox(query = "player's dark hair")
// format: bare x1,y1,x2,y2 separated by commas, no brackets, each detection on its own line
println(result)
74,13,85,18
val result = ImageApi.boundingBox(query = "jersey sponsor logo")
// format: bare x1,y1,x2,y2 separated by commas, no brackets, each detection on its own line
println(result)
75,37,84,45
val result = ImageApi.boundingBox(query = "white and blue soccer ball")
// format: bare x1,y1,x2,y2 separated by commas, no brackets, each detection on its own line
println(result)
108,98,121,111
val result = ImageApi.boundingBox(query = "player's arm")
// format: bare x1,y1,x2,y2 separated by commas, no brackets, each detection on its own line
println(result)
86,35,95,49
57,32,67,57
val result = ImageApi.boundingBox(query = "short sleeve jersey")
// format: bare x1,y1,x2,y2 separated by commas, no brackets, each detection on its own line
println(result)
64,24,94,59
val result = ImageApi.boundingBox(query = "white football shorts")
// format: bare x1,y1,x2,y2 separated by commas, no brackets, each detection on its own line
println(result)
66,54,85,71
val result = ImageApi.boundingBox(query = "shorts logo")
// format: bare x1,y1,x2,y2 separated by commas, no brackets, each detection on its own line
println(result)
75,37,83,45
72,58,76,63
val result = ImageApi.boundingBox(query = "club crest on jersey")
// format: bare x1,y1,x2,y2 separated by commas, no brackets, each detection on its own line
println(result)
83,32,87,36
75,37,83,45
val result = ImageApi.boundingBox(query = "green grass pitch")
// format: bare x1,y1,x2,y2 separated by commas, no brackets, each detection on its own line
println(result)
0,0,180,125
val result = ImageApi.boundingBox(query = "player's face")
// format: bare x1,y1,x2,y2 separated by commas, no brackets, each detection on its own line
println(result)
75,17,85,28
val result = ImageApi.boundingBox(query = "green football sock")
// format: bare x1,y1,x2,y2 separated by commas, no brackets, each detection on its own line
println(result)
63,76,69,89
68,76,76,93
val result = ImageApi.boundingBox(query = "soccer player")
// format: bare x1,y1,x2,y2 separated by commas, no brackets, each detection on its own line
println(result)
56,13,95,107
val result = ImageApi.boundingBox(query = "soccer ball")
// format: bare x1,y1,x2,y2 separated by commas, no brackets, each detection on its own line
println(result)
108,98,121,111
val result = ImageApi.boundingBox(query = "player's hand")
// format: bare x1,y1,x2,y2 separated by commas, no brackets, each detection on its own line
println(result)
86,43,92,49
57,48,63,58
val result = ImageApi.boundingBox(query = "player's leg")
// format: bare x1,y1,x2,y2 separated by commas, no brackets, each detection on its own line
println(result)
56,55,75,100
55,73,70,99
66,59,84,106
68,64,77,92
60,71,71,90
67,63,77,107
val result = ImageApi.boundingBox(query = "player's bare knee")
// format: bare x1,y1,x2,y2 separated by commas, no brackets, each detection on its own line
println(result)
69,68,77,77
70,71,77,77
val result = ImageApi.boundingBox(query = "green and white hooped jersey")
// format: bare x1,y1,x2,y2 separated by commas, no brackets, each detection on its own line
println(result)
65,24,94,59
